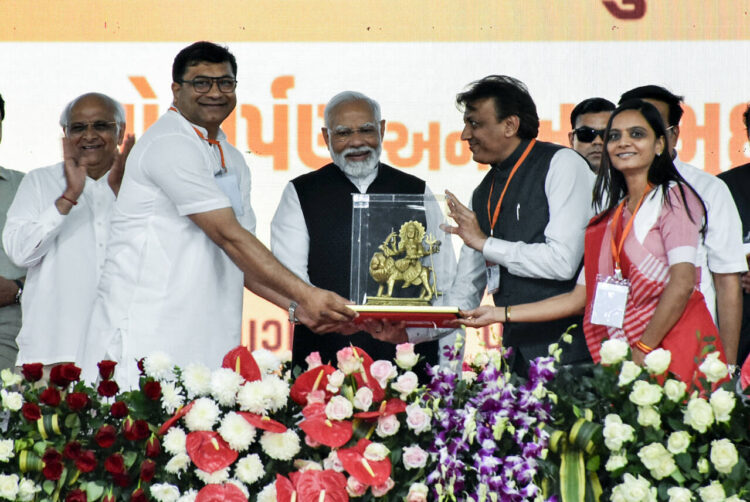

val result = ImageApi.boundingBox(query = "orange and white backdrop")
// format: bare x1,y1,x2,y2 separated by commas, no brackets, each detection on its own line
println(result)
1,0,749,356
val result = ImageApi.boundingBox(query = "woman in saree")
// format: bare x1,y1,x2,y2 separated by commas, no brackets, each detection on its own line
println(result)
456,99,726,384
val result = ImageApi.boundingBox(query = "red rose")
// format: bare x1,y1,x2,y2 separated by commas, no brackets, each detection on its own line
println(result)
139,459,156,482
98,360,118,380
65,489,87,502
131,488,147,502
42,460,63,480
104,453,125,475
65,392,90,411
42,448,63,464
102,490,115,502
137,358,146,375
63,441,82,460
40,387,62,407
75,450,97,473
123,418,150,441
21,402,41,421
49,363,81,387
145,434,161,458
110,401,128,418
112,473,131,488
143,381,161,400
21,363,44,382
95,425,117,448
98,380,120,398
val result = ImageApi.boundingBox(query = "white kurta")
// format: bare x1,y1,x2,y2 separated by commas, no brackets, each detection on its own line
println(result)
2,163,113,365
80,110,255,387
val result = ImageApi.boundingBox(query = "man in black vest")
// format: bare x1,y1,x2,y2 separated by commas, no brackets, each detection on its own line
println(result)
443,75,595,372
271,91,440,377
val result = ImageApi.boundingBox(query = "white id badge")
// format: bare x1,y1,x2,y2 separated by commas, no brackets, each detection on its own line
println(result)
214,173,244,217
590,274,630,328
486,263,500,294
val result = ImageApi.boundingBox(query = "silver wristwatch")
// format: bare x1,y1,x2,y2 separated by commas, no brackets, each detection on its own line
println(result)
13,280,23,304
288,301,299,324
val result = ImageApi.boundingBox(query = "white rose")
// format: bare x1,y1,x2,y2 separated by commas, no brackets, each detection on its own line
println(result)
353,387,373,410
697,458,709,474
629,381,663,406
666,431,691,455
637,406,661,428
699,352,729,383
405,403,432,434
16,478,40,502
0,369,22,388
395,343,419,370
364,442,389,461
369,361,398,389
0,439,14,462
325,395,353,421
375,414,400,437
710,438,738,474
600,338,630,365
698,481,726,502
323,451,344,472
150,483,181,502
402,445,428,469
667,487,693,502
638,443,676,480
603,414,635,451
406,482,429,502
610,473,656,502
618,361,642,387
605,452,628,472
391,371,419,398
326,370,346,392
664,379,687,402
709,388,736,422
0,389,23,411
0,474,19,501
644,348,671,375
683,397,714,433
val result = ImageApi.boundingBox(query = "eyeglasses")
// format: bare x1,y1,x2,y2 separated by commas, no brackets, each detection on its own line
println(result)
66,121,118,138
178,77,237,93
329,126,379,143
572,127,606,143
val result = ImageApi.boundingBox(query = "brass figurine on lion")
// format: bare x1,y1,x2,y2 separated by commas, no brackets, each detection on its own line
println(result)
367,221,441,306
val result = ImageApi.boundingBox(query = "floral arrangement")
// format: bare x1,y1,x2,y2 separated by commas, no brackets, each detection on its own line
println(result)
548,338,750,502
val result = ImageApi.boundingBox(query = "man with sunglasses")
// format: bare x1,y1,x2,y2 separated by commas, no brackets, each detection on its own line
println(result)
3,92,133,370
568,98,615,173
79,41,355,386
619,85,747,368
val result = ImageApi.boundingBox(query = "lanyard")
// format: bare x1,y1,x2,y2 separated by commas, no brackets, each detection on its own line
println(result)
609,186,653,277
169,106,226,172
486,139,536,236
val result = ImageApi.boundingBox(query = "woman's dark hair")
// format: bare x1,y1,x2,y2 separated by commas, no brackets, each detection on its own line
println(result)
592,99,706,234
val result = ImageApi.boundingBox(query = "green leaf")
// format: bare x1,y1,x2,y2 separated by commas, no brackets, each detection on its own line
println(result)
43,480,55,495
85,481,105,501
122,450,139,468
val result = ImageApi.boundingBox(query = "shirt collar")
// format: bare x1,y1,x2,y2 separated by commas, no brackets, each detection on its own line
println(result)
492,138,532,171
170,107,227,142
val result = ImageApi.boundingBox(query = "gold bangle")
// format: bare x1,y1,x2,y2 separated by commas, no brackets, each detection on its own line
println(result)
635,340,654,354
505,305,512,323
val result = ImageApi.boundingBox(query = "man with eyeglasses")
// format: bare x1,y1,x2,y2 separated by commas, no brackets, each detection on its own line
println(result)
270,91,454,376
0,92,27,370
3,92,133,370
619,85,747,368
79,41,355,386
568,98,615,173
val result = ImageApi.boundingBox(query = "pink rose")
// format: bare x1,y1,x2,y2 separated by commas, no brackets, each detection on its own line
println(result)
326,370,345,392
406,403,432,434
305,434,322,448
402,445,428,469
391,371,419,397
323,451,344,472
371,478,395,497
305,352,322,370
395,343,419,370
306,389,327,406
325,395,353,420
353,387,373,411
346,476,367,497
369,360,397,389
336,347,362,375
406,483,429,502
375,414,400,437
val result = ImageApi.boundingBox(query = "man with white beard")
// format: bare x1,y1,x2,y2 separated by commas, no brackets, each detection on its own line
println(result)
271,91,440,376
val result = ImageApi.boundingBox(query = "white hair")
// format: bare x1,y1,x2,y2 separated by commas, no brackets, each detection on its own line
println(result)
324,91,381,129
59,93,126,134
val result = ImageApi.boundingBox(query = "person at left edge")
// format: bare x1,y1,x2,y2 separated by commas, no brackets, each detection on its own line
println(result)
79,42,356,387
3,93,133,370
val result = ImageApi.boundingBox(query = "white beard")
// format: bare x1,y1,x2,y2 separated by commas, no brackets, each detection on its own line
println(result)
329,144,382,178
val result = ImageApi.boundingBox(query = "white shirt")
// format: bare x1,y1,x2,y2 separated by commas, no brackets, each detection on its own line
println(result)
674,156,748,320
270,165,460,354
441,147,596,335
80,110,255,387
2,163,113,365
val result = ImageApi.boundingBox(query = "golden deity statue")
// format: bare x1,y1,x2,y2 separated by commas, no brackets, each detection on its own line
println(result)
367,220,441,306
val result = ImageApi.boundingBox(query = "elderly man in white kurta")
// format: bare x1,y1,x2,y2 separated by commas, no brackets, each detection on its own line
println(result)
2,93,132,368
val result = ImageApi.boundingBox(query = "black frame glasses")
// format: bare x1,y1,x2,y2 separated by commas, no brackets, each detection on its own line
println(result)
572,127,606,143
178,77,237,93
66,121,118,138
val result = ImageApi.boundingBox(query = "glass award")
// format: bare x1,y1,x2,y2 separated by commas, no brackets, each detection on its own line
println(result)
349,193,458,327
